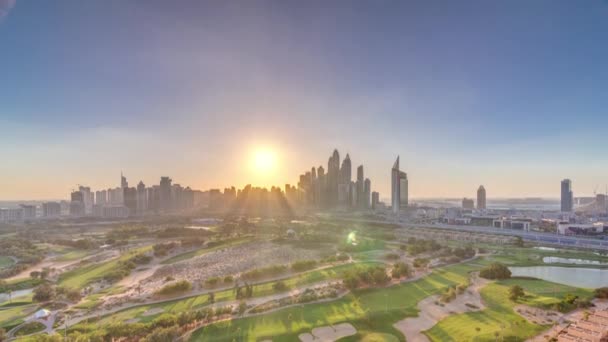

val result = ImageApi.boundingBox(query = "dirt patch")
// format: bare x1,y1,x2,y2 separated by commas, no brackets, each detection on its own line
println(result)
299,323,357,341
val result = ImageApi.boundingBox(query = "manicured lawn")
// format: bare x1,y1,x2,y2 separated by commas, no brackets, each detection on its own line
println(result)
92,262,385,324
0,304,38,330
188,261,478,341
160,237,253,265
55,249,93,262
424,277,594,342
59,246,151,289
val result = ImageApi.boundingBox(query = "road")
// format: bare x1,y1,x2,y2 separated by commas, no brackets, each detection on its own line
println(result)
333,216,608,250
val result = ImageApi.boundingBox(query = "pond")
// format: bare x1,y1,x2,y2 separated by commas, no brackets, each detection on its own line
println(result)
0,288,33,304
543,256,608,266
509,266,608,288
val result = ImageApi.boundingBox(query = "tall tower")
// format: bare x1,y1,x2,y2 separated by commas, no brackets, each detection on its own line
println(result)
121,172,128,189
391,157,408,213
477,185,486,210
356,165,364,208
340,154,352,184
561,179,573,212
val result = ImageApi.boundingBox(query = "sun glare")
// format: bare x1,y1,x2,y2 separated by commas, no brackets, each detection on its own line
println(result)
252,149,277,173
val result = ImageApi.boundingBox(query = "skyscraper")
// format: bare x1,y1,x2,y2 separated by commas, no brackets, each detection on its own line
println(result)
371,191,380,210
160,176,172,212
339,154,352,207
477,185,486,210
326,149,340,207
561,179,573,212
136,181,147,214
391,156,408,214
356,165,364,208
121,172,128,189
363,178,371,209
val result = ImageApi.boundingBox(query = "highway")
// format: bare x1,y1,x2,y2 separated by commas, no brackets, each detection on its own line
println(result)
331,215,608,251
408,222,608,251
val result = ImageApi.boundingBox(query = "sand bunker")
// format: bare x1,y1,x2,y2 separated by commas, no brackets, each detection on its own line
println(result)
393,274,488,342
299,323,357,342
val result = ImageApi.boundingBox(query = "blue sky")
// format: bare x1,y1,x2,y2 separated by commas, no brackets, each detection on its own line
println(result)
1,0,608,200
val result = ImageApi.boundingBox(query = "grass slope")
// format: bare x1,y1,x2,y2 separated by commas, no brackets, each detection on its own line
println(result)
188,261,479,341
424,278,594,342
59,246,151,289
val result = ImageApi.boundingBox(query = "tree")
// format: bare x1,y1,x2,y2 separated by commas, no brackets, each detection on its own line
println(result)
508,285,525,301
208,291,215,303
273,281,288,292
33,283,56,302
0,328,6,342
479,263,511,280
30,271,41,279
238,301,247,315
594,287,608,299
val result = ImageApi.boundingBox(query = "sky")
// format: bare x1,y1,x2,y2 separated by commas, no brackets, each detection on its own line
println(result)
1,0,608,201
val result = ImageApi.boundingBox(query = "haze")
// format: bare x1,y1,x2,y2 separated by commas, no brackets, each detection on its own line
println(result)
2,0,608,200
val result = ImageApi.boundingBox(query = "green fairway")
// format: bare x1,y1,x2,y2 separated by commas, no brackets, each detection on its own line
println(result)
93,261,385,324
188,261,479,341
0,304,38,330
58,246,151,289
424,277,594,342
55,249,93,262
160,237,253,265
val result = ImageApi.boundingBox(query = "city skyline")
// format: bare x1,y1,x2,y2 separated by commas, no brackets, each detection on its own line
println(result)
3,1,608,200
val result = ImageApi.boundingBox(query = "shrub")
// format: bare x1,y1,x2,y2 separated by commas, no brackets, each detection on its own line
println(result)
242,265,288,281
204,277,220,287
155,280,192,296
272,281,288,292
479,263,511,280
291,260,317,272
33,283,56,302
223,275,234,284
391,262,411,279
508,285,525,301
595,287,608,299
413,258,429,268
385,253,400,260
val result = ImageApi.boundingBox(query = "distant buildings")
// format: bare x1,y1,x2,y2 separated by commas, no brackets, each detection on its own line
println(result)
561,179,573,212
42,202,61,217
70,190,85,216
371,191,380,209
477,186,486,210
391,156,408,214
462,198,474,210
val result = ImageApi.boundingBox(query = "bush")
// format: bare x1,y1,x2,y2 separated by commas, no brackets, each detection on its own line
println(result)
508,285,525,301
155,280,192,296
223,275,234,284
413,258,429,268
204,277,220,287
143,326,180,342
479,263,511,280
291,260,317,272
406,239,441,256
385,253,400,260
33,283,56,302
242,265,288,281
391,262,411,279
272,281,288,292
595,287,608,299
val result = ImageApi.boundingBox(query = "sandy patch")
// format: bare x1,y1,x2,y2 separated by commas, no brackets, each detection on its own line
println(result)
125,318,140,324
141,307,164,316
299,323,357,341
393,274,488,342
515,305,561,325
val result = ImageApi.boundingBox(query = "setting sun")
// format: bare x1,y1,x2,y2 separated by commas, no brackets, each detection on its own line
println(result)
252,148,277,173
